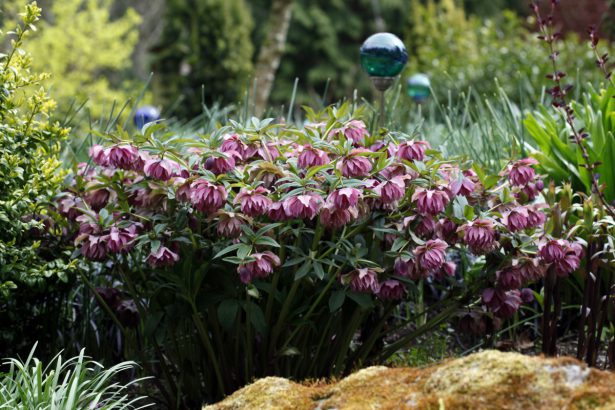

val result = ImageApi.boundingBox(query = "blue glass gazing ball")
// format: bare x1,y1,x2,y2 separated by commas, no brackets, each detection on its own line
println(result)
133,106,160,129
360,33,408,78
407,73,431,103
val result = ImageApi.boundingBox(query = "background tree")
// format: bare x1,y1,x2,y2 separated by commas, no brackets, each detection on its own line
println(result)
253,0,294,116
152,0,254,118
264,0,407,109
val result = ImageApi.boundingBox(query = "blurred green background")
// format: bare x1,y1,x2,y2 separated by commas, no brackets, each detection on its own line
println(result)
0,0,613,121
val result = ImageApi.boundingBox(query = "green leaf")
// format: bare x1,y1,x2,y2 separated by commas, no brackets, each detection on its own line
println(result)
254,236,280,248
283,257,305,267
143,312,164,338
255,223,283,237
452,195,469,220
482,175,500,190
237,244,253,260
313,262,325,280
306,163,333,179
213,243,243,259
217,299,239,330
598,132,615,201
347,292,374,309
328,290,345,312
463,204,475,220
294,261,312,280
151,240,161,253
223,256,247,264
390,238,409,252
247,285,260,298
245,302,267,333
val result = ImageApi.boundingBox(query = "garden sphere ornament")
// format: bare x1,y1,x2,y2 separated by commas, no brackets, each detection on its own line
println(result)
407,73,431,103
134,106,161,129
360,32,408,127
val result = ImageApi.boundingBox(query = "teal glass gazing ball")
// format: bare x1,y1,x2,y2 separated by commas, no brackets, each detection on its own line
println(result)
360,33,408,77
407,73,431,103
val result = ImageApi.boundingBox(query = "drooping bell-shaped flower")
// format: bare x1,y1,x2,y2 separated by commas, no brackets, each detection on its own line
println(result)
396,140,430,162
297,145,329,169
508,158,538,187
235,187,272,217
344,268,380,293
189,179,227,214
377,280,406,300
147,246,179,268
237,251,281,284
414,239,448,271
412,188,450,215
283,193,323,220
337,149,373,178
327,187,362,210
459,219,497,254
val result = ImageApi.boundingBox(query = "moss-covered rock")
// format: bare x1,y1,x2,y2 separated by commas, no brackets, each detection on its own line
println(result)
205,350,615,410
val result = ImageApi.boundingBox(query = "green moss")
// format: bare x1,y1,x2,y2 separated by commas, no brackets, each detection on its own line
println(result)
203,377,312,410
206,350,615,410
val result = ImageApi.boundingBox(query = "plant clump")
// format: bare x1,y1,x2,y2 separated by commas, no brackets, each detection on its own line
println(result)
56,103,585,403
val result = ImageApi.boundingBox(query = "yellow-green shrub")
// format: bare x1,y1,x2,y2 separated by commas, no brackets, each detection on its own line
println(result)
2,0,142,119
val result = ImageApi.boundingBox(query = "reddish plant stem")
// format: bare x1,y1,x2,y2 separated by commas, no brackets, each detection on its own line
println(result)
593,270,613,368
532,1,615,219
585,266,603,366
550,277,562,355
542,271,559,356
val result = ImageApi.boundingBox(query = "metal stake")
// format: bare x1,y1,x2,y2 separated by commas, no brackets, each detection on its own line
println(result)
371,76,394,128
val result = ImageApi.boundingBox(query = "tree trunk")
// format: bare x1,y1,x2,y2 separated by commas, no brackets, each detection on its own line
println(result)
253,0,294,116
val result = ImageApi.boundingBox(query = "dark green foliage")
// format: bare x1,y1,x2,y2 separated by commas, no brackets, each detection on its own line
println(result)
268,0,407,107
152,0,254,118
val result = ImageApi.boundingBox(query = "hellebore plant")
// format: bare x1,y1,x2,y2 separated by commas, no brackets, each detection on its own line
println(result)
59,103,582,405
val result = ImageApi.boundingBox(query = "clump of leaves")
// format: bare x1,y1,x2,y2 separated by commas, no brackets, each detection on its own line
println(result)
0,343,151,409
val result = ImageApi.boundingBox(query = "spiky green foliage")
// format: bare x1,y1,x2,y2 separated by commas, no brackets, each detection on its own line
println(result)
0,344,150,409
525,83,615,200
